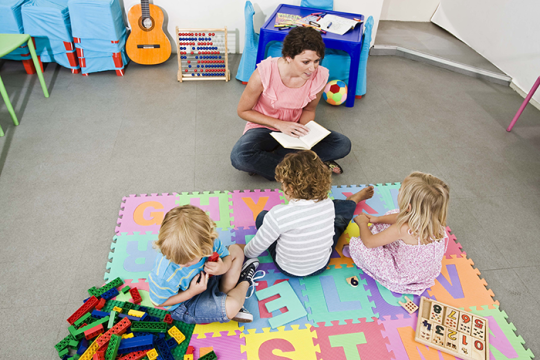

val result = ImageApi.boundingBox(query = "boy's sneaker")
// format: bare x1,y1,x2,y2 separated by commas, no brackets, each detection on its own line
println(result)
238,258,266,299
232,306,253,323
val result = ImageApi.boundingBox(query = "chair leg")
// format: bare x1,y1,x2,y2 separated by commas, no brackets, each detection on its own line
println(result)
26,37,49,98
0,75,19,127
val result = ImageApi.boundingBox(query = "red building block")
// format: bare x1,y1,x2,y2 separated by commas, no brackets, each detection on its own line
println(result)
93,349,105,360
95,298,106,310
67,296,99,324
118,350,149,360
97,317,132,349
186,346,195,355
129,288,142,304
84,324,104,340
207,252,219,278
163,314,173,325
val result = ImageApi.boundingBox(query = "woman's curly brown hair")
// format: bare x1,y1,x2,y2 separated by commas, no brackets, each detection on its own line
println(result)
282,26,325,60
275,150,332,201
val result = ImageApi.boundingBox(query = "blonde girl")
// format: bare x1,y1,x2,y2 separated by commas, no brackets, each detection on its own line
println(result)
349,172,450,294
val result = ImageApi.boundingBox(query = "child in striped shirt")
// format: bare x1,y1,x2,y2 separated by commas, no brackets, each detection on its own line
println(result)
243,150,374,277
149,205,261,323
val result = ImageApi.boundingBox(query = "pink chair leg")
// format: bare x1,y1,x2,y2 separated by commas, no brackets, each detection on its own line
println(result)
507,76,540,132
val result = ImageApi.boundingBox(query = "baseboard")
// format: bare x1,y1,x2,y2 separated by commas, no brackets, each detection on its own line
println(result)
370,45,512,87
510,81,540,112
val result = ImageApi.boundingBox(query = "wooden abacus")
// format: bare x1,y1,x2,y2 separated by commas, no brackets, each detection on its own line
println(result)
176,27,230,82
415,297,489,360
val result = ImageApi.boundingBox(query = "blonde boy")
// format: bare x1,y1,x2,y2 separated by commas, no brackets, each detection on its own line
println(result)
149,205,260,323
244,150,375,277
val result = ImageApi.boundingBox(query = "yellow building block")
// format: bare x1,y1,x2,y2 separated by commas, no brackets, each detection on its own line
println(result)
127,309,145,318
79,334,102,360
168,326,186,345
199,347,213,357
184,355,193,360
122,333,134,339
113,306,123,313
147,348,158,360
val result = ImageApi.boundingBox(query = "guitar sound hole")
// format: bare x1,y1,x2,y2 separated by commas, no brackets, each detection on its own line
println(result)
139,16,155,31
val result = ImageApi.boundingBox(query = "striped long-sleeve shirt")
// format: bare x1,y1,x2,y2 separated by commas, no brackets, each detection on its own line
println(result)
244,198,335,276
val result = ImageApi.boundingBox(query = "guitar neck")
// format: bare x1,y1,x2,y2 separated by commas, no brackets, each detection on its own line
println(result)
141,0,150,19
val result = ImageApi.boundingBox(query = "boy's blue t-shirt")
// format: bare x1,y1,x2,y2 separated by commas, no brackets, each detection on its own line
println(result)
148,238,229,311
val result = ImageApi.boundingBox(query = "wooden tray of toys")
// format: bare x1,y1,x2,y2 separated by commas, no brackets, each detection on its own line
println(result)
415,297,489,360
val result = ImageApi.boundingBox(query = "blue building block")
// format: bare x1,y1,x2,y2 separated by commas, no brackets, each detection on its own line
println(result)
118,313,142,322
76,338,89,355
155,338,175,360
91,310,110,319
101,288,119,300
165,337,178,350
117,335,154,354
146,316,160,322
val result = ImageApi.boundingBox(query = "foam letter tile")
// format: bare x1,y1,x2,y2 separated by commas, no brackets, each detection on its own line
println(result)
193,321,242,339
427,254,499,311
327,232,356,269
116,194,178,235
230,189,287,228
379,314,455,360
189,330,246,360
312,319,394,360
256,281,307,329
241,326,318,360
106,232,158,282
330,185,390,216
243,271,311,333
444,226,465,259
300,266,376,326
176,191,233,230
468,305,534,360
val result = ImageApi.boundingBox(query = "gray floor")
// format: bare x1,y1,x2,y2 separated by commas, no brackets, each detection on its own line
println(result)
1,49,539,358
376,20,505,74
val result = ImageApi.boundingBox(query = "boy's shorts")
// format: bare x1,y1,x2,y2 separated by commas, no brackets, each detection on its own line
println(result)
170,275,229,324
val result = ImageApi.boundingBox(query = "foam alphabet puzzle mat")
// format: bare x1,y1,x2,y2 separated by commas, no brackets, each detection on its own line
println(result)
107,184,535,359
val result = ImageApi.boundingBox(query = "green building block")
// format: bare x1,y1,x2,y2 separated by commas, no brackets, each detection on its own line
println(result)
74,316,110,336
122,301,135,313
144,306,168,320
72,355,80,360
88,277,124,297
121,286,130,294
57,348,69,358
73,312,91,328
108,310,117,329
68,338,80,348
170,320,196,360
199,350,217,360
101,300,125,313
131,321,168,333
68,324,84,340
105,334,121,360
55,334,76,352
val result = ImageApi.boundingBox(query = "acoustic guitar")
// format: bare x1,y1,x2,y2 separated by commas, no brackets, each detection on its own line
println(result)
126,0,171,65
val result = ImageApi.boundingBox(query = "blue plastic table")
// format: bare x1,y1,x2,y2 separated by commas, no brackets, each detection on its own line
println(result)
256,4,364,108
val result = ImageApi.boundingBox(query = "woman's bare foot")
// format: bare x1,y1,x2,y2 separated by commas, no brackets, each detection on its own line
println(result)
346,186,375,204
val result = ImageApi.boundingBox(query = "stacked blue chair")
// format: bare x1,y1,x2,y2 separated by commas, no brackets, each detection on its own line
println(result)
0,0,44,73
236,0,282,83
68,0,129,76
21,0,80,73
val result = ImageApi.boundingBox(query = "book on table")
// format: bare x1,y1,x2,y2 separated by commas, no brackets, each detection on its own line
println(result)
270,121,331,150
275,13,301,27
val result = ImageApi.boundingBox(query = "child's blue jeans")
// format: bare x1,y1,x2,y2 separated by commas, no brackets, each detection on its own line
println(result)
170,275,230,324
255,199,356,277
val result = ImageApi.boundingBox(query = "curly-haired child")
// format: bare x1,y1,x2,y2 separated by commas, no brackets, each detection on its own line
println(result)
243,150,374,277
350,171,450,294
149,205,262,324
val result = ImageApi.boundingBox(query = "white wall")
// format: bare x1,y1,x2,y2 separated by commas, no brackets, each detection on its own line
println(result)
121,0,383,54
381,0,439,21
432,0,540,104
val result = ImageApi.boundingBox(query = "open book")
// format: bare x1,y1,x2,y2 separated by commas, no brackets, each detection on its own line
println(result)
270,121,331,150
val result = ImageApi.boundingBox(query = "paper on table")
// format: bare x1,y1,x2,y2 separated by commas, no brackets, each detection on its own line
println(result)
317,14,360,35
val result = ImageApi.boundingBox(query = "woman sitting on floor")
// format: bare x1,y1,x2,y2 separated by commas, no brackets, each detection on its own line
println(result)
230,26,351,181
